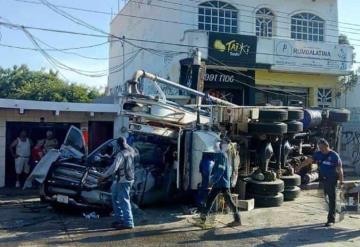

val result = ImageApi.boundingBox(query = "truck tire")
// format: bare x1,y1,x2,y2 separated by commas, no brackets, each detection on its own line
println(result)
288,109,304,121
286,121,303,133
259,109,288,122
247,193,284,207
246,178,284,195
328,109,350,123
283,186,301,201
281,174,301,187
248,122,287,135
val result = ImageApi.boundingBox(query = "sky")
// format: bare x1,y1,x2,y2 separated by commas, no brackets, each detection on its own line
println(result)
0,0,360,89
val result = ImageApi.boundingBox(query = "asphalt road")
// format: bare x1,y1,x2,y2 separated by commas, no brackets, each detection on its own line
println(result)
0,189,359,247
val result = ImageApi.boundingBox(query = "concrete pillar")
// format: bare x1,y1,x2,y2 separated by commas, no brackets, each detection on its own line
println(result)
114,115,129,139
309,87,317,107
0,121,6,187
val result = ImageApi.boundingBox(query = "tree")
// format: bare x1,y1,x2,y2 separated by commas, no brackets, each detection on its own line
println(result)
0,65,103,102
339,34,350,45
338,34,358,92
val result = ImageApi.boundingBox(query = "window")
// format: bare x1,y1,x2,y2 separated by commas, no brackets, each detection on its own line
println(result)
318,88,333,108
256,8,274,37
198,1,238,34
291,13,325,42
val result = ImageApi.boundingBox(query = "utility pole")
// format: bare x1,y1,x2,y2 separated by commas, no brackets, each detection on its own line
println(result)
121,36,126,85
191,49,206,105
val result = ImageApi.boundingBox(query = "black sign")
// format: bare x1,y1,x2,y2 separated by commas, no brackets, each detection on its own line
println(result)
208,32,257,67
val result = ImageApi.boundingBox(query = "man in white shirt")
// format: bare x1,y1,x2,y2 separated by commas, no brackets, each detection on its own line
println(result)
10,130,32,188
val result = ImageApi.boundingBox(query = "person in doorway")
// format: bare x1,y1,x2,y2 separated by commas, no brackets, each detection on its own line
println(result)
200,138,241,227
163,148,177,201
31,140,44,171
98,137,136,230
298,138,344,227
42,130,58,154
10,130,32,188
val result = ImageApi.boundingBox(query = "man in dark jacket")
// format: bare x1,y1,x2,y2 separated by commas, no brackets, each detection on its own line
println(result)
98,137,136,230
200,139,241,226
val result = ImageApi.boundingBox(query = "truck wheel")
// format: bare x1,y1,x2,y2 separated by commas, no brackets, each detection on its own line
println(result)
248,122,287,135
281,174,301,187
247,193,284,207
288,109,304,121
283,186,301,201
328,109,350,123
286,121,303,133
259,109,288,122
246,178,284,195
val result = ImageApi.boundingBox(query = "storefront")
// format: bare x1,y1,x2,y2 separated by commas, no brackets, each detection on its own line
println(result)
255,38,353,107
205,32,257,105
256,70,339,107
0,99,120,187
179,32,258,105
204,69,255,105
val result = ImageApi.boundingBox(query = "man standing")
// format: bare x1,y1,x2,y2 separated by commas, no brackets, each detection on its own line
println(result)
298,138,344,227
42,130,58,154
200,139,241,227
98,137,136,230
10,130,32,188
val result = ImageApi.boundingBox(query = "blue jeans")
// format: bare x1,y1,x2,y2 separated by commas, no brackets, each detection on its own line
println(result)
111,181,134,227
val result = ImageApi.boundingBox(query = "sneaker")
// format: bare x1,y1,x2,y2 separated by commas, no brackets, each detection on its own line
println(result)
111,221,123,228
114,225,134,230
325,222,335,227
16,181,20,188
227,220,242,227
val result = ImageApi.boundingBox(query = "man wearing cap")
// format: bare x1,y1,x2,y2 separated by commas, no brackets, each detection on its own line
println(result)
200,138,241,227
98,137,136,230
298,138,344,227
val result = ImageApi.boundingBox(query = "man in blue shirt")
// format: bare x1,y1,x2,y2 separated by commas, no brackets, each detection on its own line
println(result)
299,138,344,227
200,139,241,227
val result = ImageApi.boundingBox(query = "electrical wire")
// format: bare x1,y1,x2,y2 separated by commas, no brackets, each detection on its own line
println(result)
22,27,143,77
0,20,357,64
10,0,360,38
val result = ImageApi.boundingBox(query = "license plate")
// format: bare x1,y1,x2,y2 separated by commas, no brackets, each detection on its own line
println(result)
56,194,69,204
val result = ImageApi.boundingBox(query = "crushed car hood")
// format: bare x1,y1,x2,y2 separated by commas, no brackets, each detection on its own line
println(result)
23,150,61,189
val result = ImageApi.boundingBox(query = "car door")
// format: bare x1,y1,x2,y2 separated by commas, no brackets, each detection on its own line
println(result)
61,126,87,160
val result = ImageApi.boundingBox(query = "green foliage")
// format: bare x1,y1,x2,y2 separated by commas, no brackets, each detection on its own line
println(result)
339,34,350,45
0,65,102,102
340,69,359,93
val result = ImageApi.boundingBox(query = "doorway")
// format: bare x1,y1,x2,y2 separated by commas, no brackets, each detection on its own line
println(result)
5,122,79,187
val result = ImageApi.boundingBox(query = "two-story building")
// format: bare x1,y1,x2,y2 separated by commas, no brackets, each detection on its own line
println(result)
108,0,353,107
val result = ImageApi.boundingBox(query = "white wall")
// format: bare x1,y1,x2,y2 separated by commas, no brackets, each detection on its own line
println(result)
108,0,339,93
341,80,360,108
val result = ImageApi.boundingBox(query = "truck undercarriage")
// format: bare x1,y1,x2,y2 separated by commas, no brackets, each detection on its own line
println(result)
26,70,351,209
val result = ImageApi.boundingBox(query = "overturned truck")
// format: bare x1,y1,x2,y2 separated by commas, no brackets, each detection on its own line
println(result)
26,70,350,209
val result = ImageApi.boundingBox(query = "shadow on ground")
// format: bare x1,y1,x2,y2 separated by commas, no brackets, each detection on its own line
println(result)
180,223,360,247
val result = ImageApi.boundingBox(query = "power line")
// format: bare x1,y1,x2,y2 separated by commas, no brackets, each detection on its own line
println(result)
158,0,360,29
22,27,142,77
9,0,360,42
1,20,357,65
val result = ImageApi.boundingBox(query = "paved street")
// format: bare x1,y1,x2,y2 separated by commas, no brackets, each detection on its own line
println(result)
0,189,359,247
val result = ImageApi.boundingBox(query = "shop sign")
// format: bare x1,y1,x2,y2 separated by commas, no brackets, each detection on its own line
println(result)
272,39,353,74
205,72,235,83
208,32,257,67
